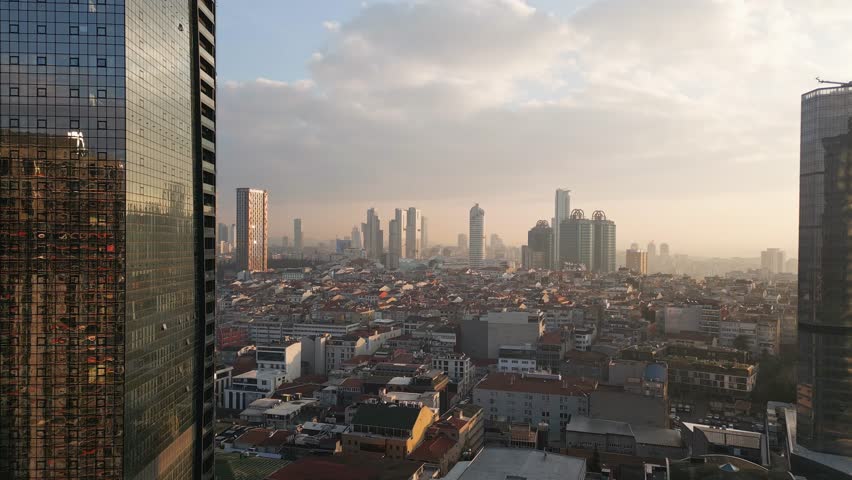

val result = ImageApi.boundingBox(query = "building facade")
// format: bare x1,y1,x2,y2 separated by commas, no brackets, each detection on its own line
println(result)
469,204,485,269
553,189,571,269
236,188,269,271
626,249,648,275
798,84,852,456
761,248,785,274
0,0,217,478
560,210,594,269
526,220,552,269
406,207,421,259
293,218,302,252
592,211,616,273
363,208,383,260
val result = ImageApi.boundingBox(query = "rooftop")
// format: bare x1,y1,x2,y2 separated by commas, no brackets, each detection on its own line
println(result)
450,447,586,480
475,372,596,396
564,415,634,437
350,404,425,431
266,454,424,480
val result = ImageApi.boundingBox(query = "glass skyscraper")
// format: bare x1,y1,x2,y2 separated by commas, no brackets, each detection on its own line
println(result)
0,0,217,478
797,85,852,457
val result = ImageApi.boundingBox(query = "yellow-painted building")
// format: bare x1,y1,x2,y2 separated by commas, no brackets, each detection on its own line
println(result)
342,404,436,460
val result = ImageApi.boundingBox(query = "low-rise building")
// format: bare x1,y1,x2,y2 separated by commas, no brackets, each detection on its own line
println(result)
497,344,538,373
224,369,289,411
472,372,597,443
341,404,436,460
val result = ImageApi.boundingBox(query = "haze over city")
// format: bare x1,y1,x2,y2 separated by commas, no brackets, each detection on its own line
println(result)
215,0,850,257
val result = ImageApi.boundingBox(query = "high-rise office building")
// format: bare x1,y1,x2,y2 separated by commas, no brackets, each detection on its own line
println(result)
0,1,217,478
293,218,303,252
219,223,230,244
761,248,785,274
390,208,407,260
626,249,648,275
553,189,571,269
282,236,289,249
592,211,616,273
351,225,362,250
526,221,553,269
236,188,268,271
560,209,594,269
659,243,670,256
388,218,401,268
421,216,428,252
363,208,383,260
406,207,422,259
458,233,468,253
469,204,485,269
647,241,657,257
630,242,639,250
797,84,852,457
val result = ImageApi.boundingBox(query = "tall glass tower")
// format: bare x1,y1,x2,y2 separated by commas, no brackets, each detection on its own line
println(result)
0,1,218,478
797,85,852,457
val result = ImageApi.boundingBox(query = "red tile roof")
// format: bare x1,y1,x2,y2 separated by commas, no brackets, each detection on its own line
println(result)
408,435,456,463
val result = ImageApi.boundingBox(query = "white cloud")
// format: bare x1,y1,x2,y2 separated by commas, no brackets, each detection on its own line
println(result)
217,0,851,256
322,20,341,32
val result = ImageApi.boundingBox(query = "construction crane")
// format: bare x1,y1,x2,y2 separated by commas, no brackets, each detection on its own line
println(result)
816,77,852,87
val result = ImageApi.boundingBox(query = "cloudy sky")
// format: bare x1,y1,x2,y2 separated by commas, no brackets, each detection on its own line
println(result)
216,0,852,257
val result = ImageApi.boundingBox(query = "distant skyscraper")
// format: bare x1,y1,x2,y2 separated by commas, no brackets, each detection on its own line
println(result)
422,216,429,252
388,218,401,268
364,208,383,259
630,242,639,250
469,204,485,269
219,222,230,244
0,1,217,477
659,243,670,256
237,188,269,271
797,84,852,456
560,209,594,269
626,249,648,275
351,225,362,249
761,248,785,274
526,221,553,269
553,189,571,268
230,223,237,248
592,211,617,273
458,233,469,253
406,207,422,259
293,218,303,252
647,241,657,257
282,236,290,249
390,208,407,260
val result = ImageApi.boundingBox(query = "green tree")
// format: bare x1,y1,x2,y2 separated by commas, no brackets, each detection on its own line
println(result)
587,446,602,473
733,334,751,351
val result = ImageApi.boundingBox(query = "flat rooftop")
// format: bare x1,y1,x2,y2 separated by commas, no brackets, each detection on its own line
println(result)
451,447,586,480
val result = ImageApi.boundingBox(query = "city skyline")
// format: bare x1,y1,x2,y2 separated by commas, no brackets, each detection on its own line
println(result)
209,0,852,257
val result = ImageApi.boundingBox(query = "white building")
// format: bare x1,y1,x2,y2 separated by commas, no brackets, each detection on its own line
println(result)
291,322,360,338
256,341,301,381
325,335,368,373
573,327,596,352
236,188,268,272
214,366,234,409
300,334,328,375
223,370,288,411
719,316,780,355
497,344,538,373
469,203,485,269
432,353,476,397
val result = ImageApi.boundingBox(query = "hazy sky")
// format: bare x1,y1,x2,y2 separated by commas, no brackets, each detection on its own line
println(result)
216,0,852,257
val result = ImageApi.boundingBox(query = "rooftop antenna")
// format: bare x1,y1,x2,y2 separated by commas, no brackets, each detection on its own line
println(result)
816,77,852,87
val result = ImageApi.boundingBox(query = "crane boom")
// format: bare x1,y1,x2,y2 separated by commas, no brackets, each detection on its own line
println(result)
816,77,852,86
